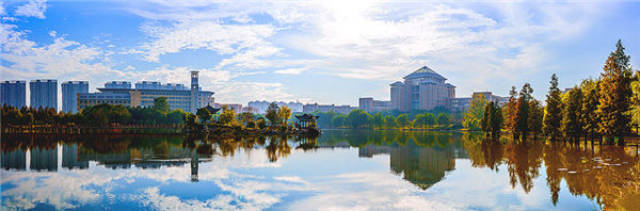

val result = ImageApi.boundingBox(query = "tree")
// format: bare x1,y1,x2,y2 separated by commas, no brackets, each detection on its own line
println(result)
463,94,488,130
239,112,255,128
196,107,211,126
481,101,503,138
384,115,397,128
278,106,292,127
528,99,544,139
515,83,533,139
396,114,410,128
413,113,426,129
437,113,449,126
504,86,518,136
373,113,385,129
425,113,436,126
562,87,584,142
581,80,600,141
543,74,563,141
597,40,633,145
331,115,347,128
265,102,280,127
152,97,170,114
219,107,236,126
347,109,372,128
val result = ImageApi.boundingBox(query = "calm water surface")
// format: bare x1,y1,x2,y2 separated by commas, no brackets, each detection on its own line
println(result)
1,130,639,210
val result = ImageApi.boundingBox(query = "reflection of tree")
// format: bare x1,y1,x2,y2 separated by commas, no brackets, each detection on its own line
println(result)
389,146,455,190
504,140,543,193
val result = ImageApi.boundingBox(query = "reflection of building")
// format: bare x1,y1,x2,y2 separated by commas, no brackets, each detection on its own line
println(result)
78,71,214,113
1,80,27,108
62,144,89,169
358,97,392,113
358,144,456,190
30,79,58,110
62,81,89,113
30,147,58,171
1,149,26,170
303,103,357,114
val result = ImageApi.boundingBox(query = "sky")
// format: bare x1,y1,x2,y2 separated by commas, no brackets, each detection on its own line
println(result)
1,0,639,106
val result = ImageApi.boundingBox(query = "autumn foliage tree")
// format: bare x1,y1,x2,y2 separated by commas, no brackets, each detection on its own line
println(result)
597,40,633,145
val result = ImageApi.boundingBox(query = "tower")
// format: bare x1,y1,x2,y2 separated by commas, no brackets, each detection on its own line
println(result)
190,71,199,113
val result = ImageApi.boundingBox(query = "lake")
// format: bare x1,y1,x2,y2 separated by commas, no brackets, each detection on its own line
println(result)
1,130,639,210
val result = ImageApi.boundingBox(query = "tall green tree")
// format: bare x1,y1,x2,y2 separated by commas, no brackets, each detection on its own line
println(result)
331,115,347,128
515,83,533,139
347,109,372,128
527,99,544,139
562,87,583,142
424,113,436,126
543,74,563,141
196,107,211,126
463,95,488,130
597,40,633,145
384,115,397,128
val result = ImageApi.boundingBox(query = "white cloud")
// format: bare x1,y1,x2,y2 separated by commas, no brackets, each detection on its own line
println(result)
274,67,306,75
48,30,56,37
14,0,47,19
0,1,6,16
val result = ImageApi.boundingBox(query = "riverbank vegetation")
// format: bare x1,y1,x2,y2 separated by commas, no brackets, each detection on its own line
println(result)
311,109,459,130
2,99,318,136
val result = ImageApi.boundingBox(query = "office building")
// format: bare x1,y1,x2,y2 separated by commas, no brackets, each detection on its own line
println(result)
390,66,455,112
247,101,304,113
358,97,392,113
303,103,357,114
30,79,58,110
62,81,89,113
78,72,214,112
1,80,26,108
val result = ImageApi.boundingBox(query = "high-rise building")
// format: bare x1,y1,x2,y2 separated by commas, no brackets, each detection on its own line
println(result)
78,72,214,112
390,66,455,112
1,80,26,108
62,81,89,113
30,79,58,110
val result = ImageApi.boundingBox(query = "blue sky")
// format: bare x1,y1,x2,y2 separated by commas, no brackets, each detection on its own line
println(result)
1,0,639,106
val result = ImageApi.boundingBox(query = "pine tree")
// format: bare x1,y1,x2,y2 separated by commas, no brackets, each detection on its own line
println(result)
515,83,533,140
561,87,583,143
543,74,563,141
581,80,600,142
528,99,544,140
597,39,633,145
490,102,503,138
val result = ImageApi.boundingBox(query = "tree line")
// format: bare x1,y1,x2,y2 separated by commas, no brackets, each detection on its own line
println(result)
463,40,636,145
312,109,453,129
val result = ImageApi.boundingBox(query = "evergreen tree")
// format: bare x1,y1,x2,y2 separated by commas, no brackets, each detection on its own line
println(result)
561,87,583,142
265,102,280,127
528,99,544,139
515,83,533,139
490,102,503,138
597,40,633,145
373,113,385,129
580,80,600,141
543,74,563,141
481,102,492,134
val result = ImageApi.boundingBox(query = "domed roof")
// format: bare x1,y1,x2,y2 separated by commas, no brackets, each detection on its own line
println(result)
403,66,446,80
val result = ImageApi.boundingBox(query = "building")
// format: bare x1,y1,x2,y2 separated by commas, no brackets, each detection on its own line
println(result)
247,101,303,113
303,103,357,114
1,80,26,108
449,92,508,112
358,97,392,113
78,72,214,112
390,66,455,112
62,81,89,113
216,103,243,113
242,106,258,113
30,79,58,110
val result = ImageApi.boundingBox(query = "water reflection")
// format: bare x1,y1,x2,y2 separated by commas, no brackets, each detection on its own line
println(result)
1,131,639,210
